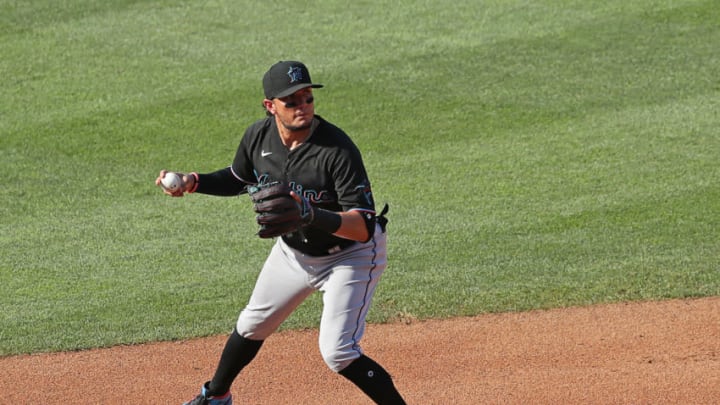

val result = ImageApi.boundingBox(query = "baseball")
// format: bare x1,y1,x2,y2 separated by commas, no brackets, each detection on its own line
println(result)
161,172,182,192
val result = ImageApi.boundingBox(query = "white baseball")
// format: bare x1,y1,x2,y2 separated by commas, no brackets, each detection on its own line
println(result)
161,172,182,192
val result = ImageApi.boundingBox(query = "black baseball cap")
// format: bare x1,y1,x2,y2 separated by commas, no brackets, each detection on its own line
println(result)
262,61,323,99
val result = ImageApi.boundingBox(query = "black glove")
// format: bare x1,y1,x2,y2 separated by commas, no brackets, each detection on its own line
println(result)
249,182,312,238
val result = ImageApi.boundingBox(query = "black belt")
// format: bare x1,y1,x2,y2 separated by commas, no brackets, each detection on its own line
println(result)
297,239,356,257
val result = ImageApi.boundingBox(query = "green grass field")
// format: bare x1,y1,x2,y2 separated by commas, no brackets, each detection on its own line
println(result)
1,0,718,356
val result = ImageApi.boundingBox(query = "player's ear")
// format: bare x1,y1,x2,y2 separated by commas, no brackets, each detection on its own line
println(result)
263,99,276,116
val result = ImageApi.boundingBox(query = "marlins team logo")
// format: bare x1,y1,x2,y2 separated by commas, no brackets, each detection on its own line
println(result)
356,182,374,206
287,66,304,83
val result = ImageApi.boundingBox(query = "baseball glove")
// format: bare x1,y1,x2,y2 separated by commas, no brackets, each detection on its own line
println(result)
249,182,306,238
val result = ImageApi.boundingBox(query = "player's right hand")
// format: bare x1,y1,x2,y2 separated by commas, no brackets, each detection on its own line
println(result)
156,170,195,197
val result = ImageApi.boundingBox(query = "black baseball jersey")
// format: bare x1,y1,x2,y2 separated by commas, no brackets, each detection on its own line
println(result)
231,115,376,255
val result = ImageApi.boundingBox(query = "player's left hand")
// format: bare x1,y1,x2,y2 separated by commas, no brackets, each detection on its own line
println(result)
249,182,309,238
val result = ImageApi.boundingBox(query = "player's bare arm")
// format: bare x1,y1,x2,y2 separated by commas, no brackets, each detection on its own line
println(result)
330,210,369,242
287,190,372,242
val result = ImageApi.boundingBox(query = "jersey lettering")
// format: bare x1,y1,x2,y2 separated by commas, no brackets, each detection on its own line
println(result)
289,181,330,204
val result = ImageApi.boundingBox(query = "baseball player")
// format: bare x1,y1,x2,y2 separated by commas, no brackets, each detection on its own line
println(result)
156,61,406,405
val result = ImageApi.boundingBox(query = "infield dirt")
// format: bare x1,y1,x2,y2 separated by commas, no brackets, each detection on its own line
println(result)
2,297,718,404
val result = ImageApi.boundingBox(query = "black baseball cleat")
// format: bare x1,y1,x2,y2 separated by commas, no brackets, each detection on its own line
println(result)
182,382,232,405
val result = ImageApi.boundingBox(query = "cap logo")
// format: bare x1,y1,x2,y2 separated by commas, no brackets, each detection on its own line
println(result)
287,66,304,83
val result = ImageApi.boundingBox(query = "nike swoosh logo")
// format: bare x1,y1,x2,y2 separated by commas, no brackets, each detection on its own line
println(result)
261,150,272,157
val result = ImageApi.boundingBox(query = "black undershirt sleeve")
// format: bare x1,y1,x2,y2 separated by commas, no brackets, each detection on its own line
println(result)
195,167,248,196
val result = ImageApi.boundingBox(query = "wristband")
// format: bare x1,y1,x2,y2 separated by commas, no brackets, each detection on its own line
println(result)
188,172,199,193
311,208,342,234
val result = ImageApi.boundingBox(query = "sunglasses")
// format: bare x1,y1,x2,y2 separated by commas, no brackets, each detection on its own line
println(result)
279,96,314,109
